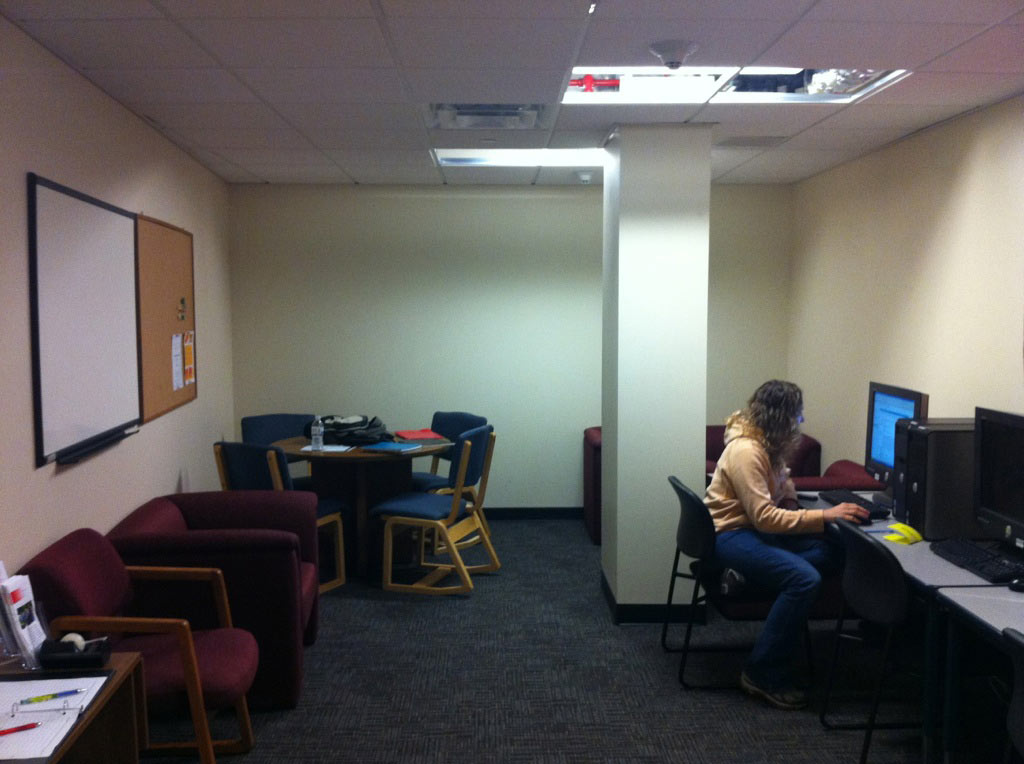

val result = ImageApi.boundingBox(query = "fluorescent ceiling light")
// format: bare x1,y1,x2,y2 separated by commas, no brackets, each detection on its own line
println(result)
563,66,737,104
563,66,910,105
435,148,607,167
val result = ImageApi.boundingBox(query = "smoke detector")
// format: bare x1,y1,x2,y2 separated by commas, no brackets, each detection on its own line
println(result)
649,40,699,69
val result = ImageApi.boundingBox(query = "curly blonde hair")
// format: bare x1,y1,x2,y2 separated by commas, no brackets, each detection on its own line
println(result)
745,380,804,473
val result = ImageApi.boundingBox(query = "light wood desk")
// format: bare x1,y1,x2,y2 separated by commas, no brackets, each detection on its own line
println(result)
1,651,146,764
275,436,451,578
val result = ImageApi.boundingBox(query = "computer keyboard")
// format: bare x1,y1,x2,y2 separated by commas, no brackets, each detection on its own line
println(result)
818,488,892,520
930,537,1024,583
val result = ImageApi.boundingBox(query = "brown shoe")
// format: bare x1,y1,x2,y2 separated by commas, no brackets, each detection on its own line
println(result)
740,672,808,710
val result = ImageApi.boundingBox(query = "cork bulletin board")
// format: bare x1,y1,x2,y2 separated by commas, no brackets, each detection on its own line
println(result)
137,215,196,422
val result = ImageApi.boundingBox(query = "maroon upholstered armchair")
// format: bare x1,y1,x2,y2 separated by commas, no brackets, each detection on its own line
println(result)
107,490,319,710
20,528,258,764
791,459,886,492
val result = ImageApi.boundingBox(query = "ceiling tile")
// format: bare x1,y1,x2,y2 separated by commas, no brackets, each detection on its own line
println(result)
127,101,293,130
924,22,1024,73
692,103,842,134
579,18,791,67
181,18,393,68
277,102,425,132
805,0,1024,24
755,20,987,69
18,19,217,68
591,0,816,20
441,166,540,185
169,126,315,150
535,166,604,185
555,103,704,131
710,146,764,178
86,68,256,103
236,67,408,104
403,67,568,104
820,102,970,130
387,16,582,70
782,125,912,151
326,149,442,184
302,129,429,150
159,0,376,17
381,0,591,18
716,147,860,183
0,1,162,20
866,71,1024,106
547,129,611,148
428,129,551,149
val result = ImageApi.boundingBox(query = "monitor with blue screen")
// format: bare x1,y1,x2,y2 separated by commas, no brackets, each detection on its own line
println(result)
864,381,929,485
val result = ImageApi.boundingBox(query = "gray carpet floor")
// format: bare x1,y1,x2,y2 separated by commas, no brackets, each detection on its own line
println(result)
159,516,1009,763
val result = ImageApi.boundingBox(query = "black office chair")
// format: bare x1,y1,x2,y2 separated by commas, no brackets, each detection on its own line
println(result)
821,518,918,764
1002,627,1024,762
661,476,818,689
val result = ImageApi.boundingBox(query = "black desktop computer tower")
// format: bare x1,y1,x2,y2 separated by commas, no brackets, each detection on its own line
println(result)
892,418,991,540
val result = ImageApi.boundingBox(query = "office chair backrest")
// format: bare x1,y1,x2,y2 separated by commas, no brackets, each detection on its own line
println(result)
1003,627,1024,757
668,476,716,562
446,424,493,490
215,441,293,491
431,411,487,459
834,518,909,626
240,413,314,445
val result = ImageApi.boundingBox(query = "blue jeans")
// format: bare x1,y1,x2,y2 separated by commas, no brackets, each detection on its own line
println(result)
714,527,841,690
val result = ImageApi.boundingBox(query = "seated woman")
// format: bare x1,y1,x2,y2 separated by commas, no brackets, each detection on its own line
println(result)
705,379,867,710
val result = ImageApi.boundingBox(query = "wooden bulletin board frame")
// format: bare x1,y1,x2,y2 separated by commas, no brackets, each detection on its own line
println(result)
137,215,196,422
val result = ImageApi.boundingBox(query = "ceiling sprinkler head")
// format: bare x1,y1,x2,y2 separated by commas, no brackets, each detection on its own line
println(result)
649,40,699,69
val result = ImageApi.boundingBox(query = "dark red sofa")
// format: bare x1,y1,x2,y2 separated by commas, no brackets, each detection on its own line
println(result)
107,490,319,710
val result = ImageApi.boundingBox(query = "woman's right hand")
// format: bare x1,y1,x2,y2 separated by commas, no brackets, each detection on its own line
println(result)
822,502,871,525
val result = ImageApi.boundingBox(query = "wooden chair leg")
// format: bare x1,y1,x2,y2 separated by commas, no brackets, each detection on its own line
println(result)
317,512,345,593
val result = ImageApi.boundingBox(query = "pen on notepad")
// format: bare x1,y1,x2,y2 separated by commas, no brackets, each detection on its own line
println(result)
0,722,41,735
18,688,86,705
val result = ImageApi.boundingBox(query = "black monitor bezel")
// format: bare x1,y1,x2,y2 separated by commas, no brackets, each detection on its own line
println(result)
864,381,929,484
973,406,1024,549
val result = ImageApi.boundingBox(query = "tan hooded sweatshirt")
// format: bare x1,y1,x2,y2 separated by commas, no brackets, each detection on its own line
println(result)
705,412,826,535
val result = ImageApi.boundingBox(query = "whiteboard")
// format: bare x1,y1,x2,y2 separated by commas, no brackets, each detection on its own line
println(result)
29,174,140,466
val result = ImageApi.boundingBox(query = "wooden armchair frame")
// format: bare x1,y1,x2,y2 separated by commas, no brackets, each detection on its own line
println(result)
431,431,497,554
50,565,254,764
380,438,500,595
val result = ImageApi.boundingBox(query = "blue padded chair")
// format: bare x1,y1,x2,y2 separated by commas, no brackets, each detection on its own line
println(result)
371,424,499,595
240,413,315,490
214,440,345,593
409,411,487,492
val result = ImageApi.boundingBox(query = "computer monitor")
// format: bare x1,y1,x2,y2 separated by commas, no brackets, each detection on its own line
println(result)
974,407,1024,551
864,381,929,485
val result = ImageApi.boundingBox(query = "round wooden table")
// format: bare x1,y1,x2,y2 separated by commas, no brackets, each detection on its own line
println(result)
274,436,451,578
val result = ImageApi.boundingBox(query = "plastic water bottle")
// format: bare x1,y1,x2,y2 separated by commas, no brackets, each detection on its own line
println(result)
310,415,324,451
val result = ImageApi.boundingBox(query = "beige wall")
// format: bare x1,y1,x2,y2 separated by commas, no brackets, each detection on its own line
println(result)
708,185,796,424
228,184,605,508
788,95,1024,467
0,18,234,569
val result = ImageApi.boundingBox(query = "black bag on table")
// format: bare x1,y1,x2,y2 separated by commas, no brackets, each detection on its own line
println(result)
305,415,391,445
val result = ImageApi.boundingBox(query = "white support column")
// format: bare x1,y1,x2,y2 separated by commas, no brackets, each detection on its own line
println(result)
601,125,711,611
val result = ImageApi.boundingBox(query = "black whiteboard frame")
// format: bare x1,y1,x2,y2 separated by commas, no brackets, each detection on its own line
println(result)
27,173,141,467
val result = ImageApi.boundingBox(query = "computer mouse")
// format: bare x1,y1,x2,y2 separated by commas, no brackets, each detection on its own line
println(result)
1008,579,1024,593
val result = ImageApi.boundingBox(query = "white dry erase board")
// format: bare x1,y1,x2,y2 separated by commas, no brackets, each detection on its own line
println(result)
28,173,140,467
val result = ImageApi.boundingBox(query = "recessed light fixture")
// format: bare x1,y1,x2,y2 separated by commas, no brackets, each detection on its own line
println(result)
562,66,910,105
435,148,607,168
